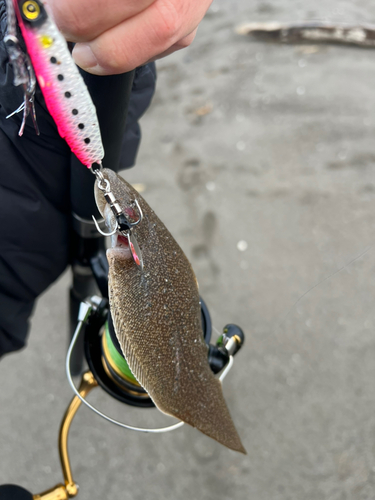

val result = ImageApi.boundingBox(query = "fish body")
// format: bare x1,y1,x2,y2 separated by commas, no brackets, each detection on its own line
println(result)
11,0,103,166
95,169,246,454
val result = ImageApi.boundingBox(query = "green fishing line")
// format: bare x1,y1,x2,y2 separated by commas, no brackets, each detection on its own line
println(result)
105,322,138,384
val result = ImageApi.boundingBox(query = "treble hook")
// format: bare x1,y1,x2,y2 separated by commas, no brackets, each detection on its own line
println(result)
92,198,143,237
92,215,118,237
128,199,143,227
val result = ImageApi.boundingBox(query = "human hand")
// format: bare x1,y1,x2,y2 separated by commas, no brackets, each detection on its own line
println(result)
48,0,213,75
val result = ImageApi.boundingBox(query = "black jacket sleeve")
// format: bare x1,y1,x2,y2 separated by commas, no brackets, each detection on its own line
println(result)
0,1,156,357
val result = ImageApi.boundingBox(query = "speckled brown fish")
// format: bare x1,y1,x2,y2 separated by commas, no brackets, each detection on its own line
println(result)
94,168,246,454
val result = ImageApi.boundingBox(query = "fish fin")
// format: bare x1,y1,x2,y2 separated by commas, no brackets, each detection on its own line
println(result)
154,373,247,454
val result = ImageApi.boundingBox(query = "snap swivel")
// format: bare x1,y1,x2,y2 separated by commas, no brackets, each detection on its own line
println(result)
91,198,143,237
91,169,144,269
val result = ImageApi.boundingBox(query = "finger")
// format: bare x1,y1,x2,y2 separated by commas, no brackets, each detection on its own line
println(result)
49,0,156,42
72,0,212,75
146,28,198,62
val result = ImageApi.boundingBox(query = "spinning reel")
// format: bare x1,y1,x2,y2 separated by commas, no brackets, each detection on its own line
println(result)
1,290,245,500
83,296,244,410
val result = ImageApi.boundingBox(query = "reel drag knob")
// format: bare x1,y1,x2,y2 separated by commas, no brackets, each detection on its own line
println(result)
219,324,245,356
208,324,245,374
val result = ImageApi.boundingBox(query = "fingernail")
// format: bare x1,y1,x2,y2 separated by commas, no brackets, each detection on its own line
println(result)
72,43,98,70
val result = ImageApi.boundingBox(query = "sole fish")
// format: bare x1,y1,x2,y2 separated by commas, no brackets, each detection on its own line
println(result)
95,169,246,454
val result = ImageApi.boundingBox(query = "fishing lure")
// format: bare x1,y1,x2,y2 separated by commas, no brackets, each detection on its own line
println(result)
5,0,143,267
6,0,104,168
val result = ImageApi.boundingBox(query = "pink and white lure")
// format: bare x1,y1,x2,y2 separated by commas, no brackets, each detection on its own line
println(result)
6,0,144,266
8,0,104,167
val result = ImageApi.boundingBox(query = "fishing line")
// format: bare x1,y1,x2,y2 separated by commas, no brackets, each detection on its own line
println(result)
212,324,222,339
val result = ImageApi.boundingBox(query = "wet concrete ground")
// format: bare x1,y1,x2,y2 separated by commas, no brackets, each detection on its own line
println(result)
2,1,375,499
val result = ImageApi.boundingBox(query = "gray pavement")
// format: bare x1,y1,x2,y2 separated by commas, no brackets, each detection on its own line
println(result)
2,1,375,499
